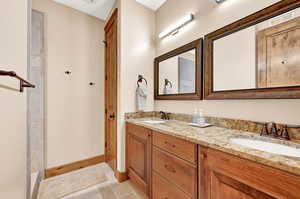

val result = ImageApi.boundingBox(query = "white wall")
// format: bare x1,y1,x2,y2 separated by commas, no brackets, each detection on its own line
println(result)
155,0,300,125
0,0,28,198
33,0,105,168
117,0,156,172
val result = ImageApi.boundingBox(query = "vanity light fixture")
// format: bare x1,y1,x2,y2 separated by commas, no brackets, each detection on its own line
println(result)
159,13,194,39
214,0,226,3
83,0,98,4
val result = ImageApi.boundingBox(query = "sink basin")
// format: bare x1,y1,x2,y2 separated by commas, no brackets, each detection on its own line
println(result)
230,137,300,158
142,120,166,124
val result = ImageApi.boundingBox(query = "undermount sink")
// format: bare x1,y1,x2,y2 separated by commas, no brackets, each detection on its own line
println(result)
142,120,166,124
230,137,300,158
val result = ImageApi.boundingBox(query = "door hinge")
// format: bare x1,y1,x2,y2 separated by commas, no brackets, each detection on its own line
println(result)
103,40,107,47
105,75,108,81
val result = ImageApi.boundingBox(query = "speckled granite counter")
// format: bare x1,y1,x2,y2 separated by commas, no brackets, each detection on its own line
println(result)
126,118,300,176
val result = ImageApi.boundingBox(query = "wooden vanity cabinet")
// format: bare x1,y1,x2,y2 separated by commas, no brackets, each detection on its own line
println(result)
126,123,198,199
126,123,152,196
199,146,300,199
127,123,300,199
152,132,198,199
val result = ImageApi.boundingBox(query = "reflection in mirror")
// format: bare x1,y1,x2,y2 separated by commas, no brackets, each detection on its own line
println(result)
155,39,202,100
213,7,300,92
159,49,196,95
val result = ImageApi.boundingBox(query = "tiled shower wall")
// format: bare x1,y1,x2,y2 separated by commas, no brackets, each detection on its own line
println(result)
29,10,45,175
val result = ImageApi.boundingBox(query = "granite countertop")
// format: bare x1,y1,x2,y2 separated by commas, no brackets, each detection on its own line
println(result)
126,118,300,176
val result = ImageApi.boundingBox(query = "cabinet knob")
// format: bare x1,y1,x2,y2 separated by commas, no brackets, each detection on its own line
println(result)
200,153,206,160
281,59,288,64
109,113,116,119
164,164,176,173
164,141,176,148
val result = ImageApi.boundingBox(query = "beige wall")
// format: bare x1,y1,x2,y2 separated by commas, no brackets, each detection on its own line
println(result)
0,0,28,198
214,26,256,91
159,56,179,94
155,0,300,125
159,51,196,94
33,0,105,168
117,0,156,171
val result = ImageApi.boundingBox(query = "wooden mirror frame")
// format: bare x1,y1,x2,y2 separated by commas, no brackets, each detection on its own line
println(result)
154,39,203,100
204,0,300,100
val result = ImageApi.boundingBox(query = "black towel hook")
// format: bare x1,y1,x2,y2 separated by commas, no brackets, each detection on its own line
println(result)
137,75,148,87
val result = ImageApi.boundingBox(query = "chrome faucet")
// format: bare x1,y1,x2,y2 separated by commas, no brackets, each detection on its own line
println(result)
159,111,170,120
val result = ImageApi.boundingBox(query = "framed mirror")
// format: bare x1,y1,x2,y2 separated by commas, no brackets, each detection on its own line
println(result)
154,39,203,100
204,0,300,99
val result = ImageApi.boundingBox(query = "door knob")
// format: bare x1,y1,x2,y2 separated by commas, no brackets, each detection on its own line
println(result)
109,113,116,119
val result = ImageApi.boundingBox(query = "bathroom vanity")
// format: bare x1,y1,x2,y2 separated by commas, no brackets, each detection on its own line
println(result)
126,118,300,199
127,2,300,198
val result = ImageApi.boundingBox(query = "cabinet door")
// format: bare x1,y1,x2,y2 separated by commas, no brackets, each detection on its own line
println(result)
126,123,152,196
209,171,274,199
199,146,300,199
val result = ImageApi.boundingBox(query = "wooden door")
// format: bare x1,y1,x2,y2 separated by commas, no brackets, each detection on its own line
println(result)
126,123,152,196
257,16,300,88
199,146,300,199
267,28,300,87
104,9,118,172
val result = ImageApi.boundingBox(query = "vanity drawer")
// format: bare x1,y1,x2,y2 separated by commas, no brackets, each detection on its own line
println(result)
153,131,197,164
152,147,197,198
126,122,151,139
152,172,191,199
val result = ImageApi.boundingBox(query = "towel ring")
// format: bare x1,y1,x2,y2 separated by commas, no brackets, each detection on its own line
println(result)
137,75,148,87
164,78,172,88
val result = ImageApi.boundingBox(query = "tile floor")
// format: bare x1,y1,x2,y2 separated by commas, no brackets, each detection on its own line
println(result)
37,163,147,199
63,180,147,199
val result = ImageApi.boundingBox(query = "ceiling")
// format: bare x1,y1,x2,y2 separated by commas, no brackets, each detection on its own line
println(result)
136,0,167,11
53,0,116,20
